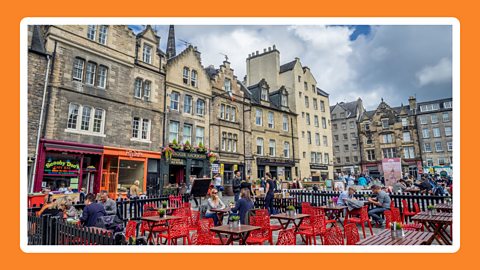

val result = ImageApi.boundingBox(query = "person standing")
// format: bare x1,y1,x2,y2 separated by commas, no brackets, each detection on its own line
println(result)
232,170,242,202
264,172,275,215
130,180,140,198
214,173,223,194
80,193,106,227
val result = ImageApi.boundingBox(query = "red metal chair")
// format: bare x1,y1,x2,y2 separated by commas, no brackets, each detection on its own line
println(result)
344,223,360,245
192,218,221,245
392,207,423,231
140,211,167,239
255,208,282,244
344,205,373,238
312,207,336,226
125,220,138,240
276,228,296,245
246,215,270,245
413,203,421,214
188,210,200,232
296,214,326,245
301,202,312,213
324,226,344,245
401,199,416,222
157,217,191,245
169,195,183,208
183,202,192,209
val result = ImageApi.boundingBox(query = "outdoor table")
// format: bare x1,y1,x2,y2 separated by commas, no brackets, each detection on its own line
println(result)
270,213,310,232
141,215,183,244
210,224,261,245
153,207,178,215
411,211,452,245
357,229,435,245
316,205,348,227
210,208,231,226
433,203,453,213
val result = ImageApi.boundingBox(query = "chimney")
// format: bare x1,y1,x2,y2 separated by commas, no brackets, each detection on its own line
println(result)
408,96,417,114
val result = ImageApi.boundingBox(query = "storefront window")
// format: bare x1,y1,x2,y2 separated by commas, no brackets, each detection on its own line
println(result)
118,160,144,193
43,153,81,191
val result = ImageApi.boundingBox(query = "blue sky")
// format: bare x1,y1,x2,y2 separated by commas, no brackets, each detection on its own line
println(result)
130,25,451,110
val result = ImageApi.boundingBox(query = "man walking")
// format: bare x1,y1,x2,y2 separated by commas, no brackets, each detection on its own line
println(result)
232,170,242,202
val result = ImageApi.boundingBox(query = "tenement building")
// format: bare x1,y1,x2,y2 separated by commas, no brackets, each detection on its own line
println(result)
358,98,422,182
330,98,365,174
246,46,333,180
28,25,167,197
415,98,453,174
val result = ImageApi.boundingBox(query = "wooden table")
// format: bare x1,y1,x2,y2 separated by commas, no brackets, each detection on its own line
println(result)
210,208,231,225
357,229,435,245
434,203,453,213
141,215,182,244
411,211,452,245
316,205,348,227
210,224,260,245
270,213,310,232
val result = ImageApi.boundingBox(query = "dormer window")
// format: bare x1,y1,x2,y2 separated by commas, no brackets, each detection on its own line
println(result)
224,78,231,92
191,70,198,87
281,93,288,106
261,88,268,101
142,44,152,64
382,118,389,128
183,67,189,84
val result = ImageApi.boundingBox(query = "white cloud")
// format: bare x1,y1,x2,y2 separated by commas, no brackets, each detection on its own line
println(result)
416,57,452,86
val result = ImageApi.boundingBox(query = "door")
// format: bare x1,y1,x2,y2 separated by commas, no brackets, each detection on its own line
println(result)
147,172,160,196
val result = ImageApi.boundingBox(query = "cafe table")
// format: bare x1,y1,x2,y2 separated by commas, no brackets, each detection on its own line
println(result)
210,207,231,226
316,205,348,227
433,203,453,213
411,211,452,245
270,213,310,232
357,229,435,245
210,224,261,245
140,215,183,244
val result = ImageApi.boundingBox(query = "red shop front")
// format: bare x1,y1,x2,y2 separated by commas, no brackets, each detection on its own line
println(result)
33,139,104,194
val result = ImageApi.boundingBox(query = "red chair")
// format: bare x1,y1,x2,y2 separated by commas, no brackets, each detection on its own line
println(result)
401,199,416,222
246,215,270,245
324,226,344,245
344,223,360,245
301,202,312,213
344,205,373,238
140,211,167,239
296,214,326,245
255,209,282,244
276,228,296,245
169,195,183,208
192,218,221,245
183,202,192,209
312,207,336,226
413,203,421,214
188,210,200,232
125,220,138,240
392,207,423,231
157,217,191,245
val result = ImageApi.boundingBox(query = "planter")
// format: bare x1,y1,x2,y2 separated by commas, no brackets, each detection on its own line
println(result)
428,210,434,217
230,220,240,228
391,229,405,239
286,210,296,216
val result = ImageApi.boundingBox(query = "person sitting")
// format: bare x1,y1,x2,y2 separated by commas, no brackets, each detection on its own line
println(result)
204,188,226,225
368,185,391,227
392,179,407,193
80,193,106,227
357,175,367,187
65,200,78,218
58,182,68,193
99,190,117,216
230,188,254,225
337,187,356,206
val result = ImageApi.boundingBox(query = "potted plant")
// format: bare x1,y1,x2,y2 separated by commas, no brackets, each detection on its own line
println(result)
427,205,435,216
207,151,218,164
170,139,182,151
158,208,166,218
163,146,174,161
183,140,192,152
229,215,241,228
197,142,207,153
286,205,296,216
162,201,168,209
390,222,405,239
446,198,452,205
328,198,334,207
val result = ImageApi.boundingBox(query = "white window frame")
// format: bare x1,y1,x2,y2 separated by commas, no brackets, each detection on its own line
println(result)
183,67,189,84
444,101,452,109
420,116,428,125
97,65,107,89
403,131,411,142
435,142,443,152
85,62,96,86
131,117,151,142
267,112,274,128
170,91,180,111
182,124,192,144
261,88,268,101
143,43,153,64
72,58,85,82
98,25,108,45
433,128,441,138
196,99,205,116
424,143,432,152
169,121,179,143
224,78,231,92
323,136,328,147
256,138,264,155
320,101,325,112
314,115,319,127
184,95,193,114
134,78,143,99
191,70,198,87
431,114,439,124
87,25,96,41
195,127,205,145
422,128,430,139
282,115,289,131
255,109,263,126
269,139,276,156
283,142,290,158
447,141,453,151
445,127,452,137
143,80,151,101
66,104,106,137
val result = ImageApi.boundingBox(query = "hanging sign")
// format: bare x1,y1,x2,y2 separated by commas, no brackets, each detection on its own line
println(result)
44,158,80,175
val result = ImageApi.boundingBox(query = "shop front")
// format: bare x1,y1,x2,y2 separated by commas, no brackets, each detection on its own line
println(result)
33,139,103,193
102,146,161,199
362,162,382,179
310,164,329,181
160,150,210,187
256,157,295,181
402,160,422,179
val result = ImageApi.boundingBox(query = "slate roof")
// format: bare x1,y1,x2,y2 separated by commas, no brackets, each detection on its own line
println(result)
279,60,297,73
30,25,46,54
316,87,329,97
204,65,219,79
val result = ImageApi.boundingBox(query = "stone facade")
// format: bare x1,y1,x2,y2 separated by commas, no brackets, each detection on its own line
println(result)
330,99,365,174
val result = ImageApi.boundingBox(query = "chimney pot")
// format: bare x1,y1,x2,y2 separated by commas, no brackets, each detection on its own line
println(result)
273,45,276,50
264,48,267,53
256,50,259,55
268,47,271,51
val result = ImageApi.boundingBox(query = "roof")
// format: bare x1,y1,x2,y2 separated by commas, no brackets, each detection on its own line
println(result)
279,60,297,73
333,100,359,118
247,79,292,113
316,87,329,97
30,26,46,54
204,65,219,79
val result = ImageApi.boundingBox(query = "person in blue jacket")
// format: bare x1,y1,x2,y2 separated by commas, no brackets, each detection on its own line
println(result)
80,193,106,227
230,188,254,224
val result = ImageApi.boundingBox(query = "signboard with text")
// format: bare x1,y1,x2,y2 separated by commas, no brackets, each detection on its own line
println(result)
44,158,80,175
382,158,402,187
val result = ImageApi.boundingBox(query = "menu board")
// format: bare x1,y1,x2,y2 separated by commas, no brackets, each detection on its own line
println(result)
44,158,80,175
69,178,79,189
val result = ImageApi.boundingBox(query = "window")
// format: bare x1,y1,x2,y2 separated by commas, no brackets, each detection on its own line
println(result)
304,82,308,91
424,143,432,152
382,119,389,128
299,92,302,98
334,135,339,142
269,140,276,156
169,121,179,142
184,95,193,114
435,142,443,152
438,158,446,166
305,96,309,108
345,157,350,163
282,115,289,131
221,132,227,151
442,112,450,122
445,127,452,136
382,148,396,158
93,108,104,133
85,62,96,85
141,119,150,140
422,128,430,139
383,134,393,143
284,142,290,158
420,116,428,125
261,88,268,101
366,136,373,145
227,133,233,152
426,159,434,167
196,127,204,145
281,93,288,107
351,132,356,139
336,157,341,164
191,70,198,87
134,78,142,98
302,131,305,138
314,115,319,127
341,122,347,130
268,112,274,128
87,25,96,41
98,25,108,45
132,117,140,138
447,141,453,151
403,146,415,159
340,112,345,118
224,78,231,92
196,99,205,116
306,113,311,125
313,98,318,110
233,134,238,152
312,84,315,92
334,145,340,152
343,133,348,140
433,128,441,138
143,44,152,64
298,76,301,82
183,67,189,84
444,101,452,109
170,92,180,111
349,121,355,129
364,123,370,131
320,101,325,112
220,104,225,119
310,152,316,163
72,58,85,81
420,103,440,112
303,152,306,158
323,136,328,146
367,150,375,161
132,117,150,141
81,106,92,131
401,118,408,127
226,106,231,121
307,132,312,144
353,156,359,162
431,114,439,124
67,104,80,129
324,153,329,165
344,144,349,151
352,143,358,150
143,81,151,101
255,109,263,126
315,133,320,146
256,138,264,155
332,114,337,120
403,131,411,142
183,124,192,144
97,65,107,89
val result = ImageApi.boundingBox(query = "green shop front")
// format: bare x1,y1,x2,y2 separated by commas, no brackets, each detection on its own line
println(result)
160,151,210,187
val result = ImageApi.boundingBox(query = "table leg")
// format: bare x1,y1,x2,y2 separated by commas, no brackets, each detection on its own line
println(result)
146,222,155,245
216,232,227,245
275,218,292,230
239,231,252,245
428,222,451,245
217,213,225,226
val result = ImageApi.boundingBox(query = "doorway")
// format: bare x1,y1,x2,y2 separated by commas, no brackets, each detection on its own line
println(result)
169,165,185,184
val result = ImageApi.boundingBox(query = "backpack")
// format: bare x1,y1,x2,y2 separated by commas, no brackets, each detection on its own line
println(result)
96,215,124,233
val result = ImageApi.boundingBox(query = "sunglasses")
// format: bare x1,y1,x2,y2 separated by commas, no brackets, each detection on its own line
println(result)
212,192,218,194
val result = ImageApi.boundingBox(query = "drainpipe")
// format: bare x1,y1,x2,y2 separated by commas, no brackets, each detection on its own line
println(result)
29,54,51,193
290,116,295,179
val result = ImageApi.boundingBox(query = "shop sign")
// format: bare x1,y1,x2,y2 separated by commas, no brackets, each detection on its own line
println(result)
220,164,224,175
44,159,80,175
257,158,295,166
169,158,185,165
310,164,328,170
211,163,219,173
172,151,207,160
126,150,143,158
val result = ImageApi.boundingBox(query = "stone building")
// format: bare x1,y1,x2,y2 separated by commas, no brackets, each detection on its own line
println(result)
28,25,166,197
205,59,253,185
247,79,298,180
330,98,365,174
358,98,422,181
415,98,453,173
246,46,333,180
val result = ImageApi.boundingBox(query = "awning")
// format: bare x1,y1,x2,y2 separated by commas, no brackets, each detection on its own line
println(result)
44,143,103,155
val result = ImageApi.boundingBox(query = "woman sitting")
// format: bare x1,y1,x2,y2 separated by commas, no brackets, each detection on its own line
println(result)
205,188,226,225
230,188,254,225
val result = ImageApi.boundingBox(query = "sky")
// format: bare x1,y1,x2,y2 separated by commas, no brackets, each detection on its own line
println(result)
130,25,452,110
